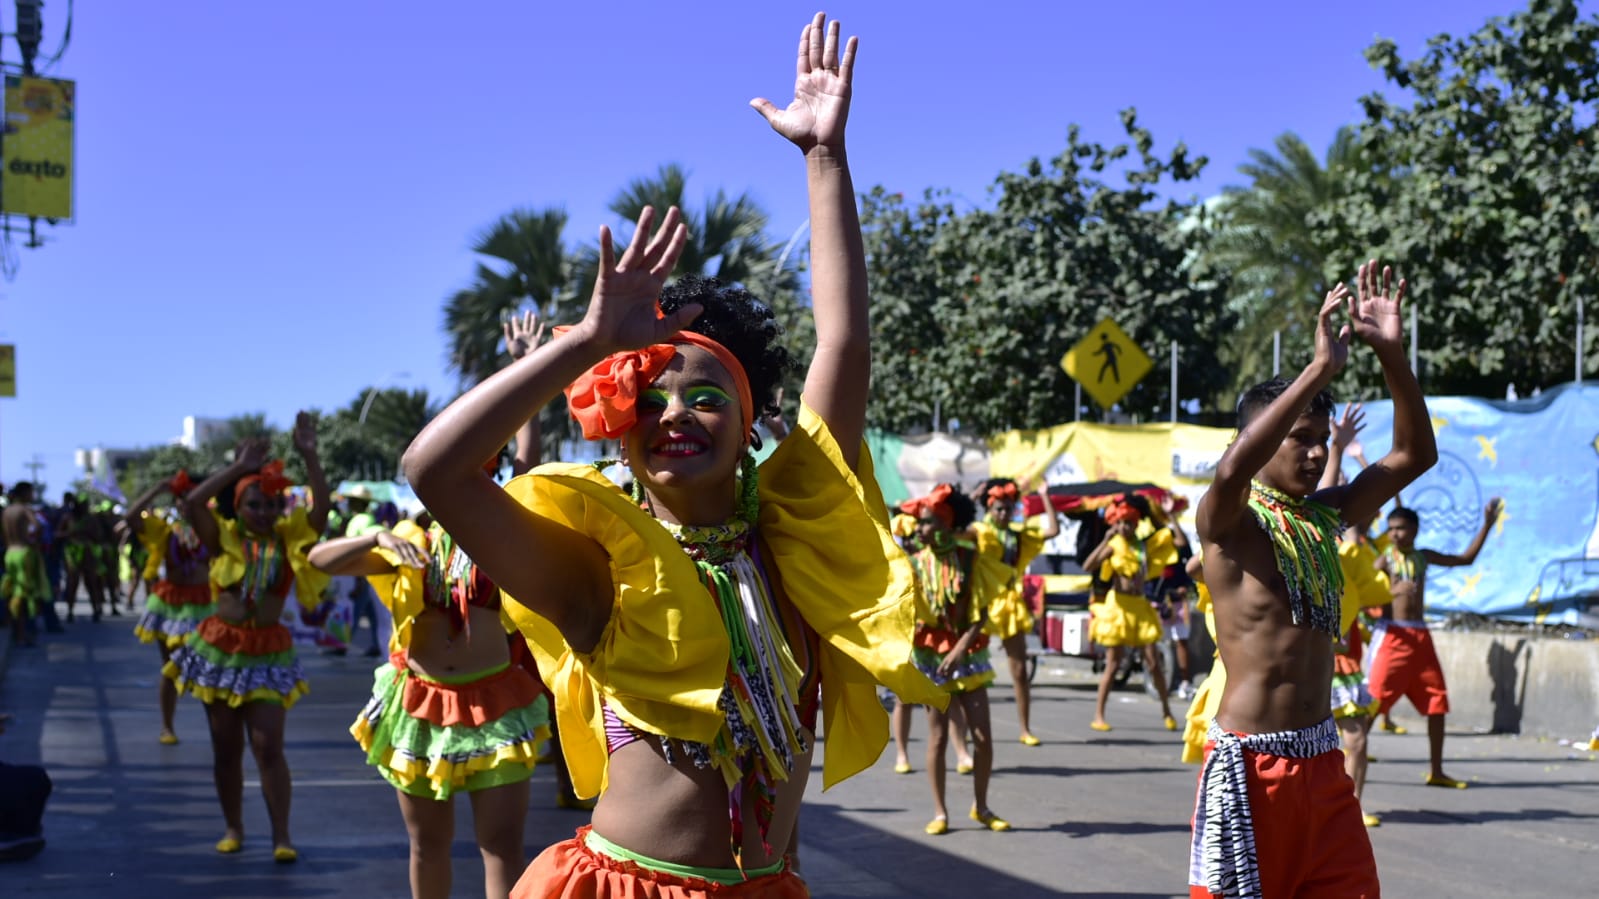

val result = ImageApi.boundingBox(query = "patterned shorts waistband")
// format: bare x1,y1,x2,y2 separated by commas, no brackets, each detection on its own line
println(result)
1206,716,1340,757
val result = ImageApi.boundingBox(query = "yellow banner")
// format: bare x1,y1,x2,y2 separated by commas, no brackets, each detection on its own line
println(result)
3,76,74,220
0,344,15,397
988,421,1235,527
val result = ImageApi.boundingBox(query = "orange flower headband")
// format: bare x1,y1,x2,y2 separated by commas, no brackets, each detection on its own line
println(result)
559,328,754,442
169,470,195,498
986,482,1019,505
1104,497,1142,527
900,483,956,527
234,460,293,505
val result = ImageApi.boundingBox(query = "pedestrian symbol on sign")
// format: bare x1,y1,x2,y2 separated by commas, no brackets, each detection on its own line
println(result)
1060,318,1152,409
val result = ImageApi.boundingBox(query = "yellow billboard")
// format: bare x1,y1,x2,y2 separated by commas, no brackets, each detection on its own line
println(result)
2,76,74,220
0,344,15,397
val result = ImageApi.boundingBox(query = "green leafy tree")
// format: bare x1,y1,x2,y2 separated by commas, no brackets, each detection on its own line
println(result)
444,207,576,387
1210,128,1361,392
863,110,1234,433
1317,0,1599,397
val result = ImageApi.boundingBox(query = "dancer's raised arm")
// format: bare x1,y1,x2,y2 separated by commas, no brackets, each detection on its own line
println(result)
751,13,869,467
403,208,688,648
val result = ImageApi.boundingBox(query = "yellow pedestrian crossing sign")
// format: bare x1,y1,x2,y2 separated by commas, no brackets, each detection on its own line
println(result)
1060,317,1151,409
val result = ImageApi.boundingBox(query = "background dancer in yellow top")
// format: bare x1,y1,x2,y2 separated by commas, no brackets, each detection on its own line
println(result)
970,478,1058,747
121,470,215,746
1082,497,1179,732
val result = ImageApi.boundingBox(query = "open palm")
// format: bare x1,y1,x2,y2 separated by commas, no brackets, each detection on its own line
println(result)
1349,259,1406,353
751,14,855,152
578,206,692,352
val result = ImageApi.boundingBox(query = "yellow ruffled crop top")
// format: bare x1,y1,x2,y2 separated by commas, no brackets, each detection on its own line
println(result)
499,402,946,800
1099,528,1180,584
208,507,328,610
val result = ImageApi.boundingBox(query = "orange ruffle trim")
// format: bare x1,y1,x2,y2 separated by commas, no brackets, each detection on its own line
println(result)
913,627,988,655
153,580,214,607
513,826,807,899
391,653,545,728
195,616,294,655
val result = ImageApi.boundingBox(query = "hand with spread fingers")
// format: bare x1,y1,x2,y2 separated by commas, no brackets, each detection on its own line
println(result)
1350,259,1408,356
1331,402,1366,454
292,410,318,458
1313,282,1354,374
575,207,692,354
504,309,547,362
750,12,856,154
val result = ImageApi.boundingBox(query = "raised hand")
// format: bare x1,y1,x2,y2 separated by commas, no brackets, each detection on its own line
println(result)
750,13,856,154
576,206,692,353
503,309,547,361
1349,259,1407,355
1484,497,1503,525
1313,282,1353,374
292,410,318,457
1331,402,1366,452
235,437,270,471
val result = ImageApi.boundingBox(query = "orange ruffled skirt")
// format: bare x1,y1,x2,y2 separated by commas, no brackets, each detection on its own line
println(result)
513,826,808,899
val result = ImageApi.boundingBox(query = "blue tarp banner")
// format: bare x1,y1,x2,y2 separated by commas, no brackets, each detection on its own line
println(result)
1354,383,1599,624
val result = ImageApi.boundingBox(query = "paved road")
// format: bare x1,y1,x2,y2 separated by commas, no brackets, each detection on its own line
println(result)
1,610,1596,897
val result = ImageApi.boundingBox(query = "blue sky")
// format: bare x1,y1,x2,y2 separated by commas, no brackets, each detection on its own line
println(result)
0,0,1525,491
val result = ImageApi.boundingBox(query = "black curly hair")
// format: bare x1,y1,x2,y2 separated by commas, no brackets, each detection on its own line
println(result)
945,490,978,530
658,274,793,424
1236,376,1334,429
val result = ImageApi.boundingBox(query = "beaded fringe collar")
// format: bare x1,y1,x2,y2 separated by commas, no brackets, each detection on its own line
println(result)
1246,482,1344,636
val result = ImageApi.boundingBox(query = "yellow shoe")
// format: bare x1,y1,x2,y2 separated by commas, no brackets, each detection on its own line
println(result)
1090,721,1112,732
158,732,179,745
215,837,242,854
273,846,298,864
892,762,913,775
955,760,974,775
1425,773,1469,789
1379,720,1408,735
970,807,1011,832
1164,716,1178,731
1578,739,1599,752
1019,734,1042,747
924,816,949,836
1362,814,1382,828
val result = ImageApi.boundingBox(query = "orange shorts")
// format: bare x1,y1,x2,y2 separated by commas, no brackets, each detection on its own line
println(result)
1366,620,1450,717
513,826,808,899
1190,740,1379,898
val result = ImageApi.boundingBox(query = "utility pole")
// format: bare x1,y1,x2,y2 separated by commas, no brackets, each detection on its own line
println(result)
23,452,42,484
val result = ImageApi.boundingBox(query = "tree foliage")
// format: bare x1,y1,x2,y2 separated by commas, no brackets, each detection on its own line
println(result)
1209,129,1361,392
1316,0,1599,397
862,110,1234,433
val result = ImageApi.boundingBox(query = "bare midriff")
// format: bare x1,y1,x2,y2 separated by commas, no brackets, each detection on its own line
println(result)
406,606,510,677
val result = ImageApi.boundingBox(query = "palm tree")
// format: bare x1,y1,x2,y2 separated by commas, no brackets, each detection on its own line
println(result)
443,207,573,387
1210,128,1360,389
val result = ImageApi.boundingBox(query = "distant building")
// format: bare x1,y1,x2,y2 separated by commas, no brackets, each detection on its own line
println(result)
179,416,231,450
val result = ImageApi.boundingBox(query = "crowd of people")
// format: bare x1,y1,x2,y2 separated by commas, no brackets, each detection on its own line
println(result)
1,13,1593,899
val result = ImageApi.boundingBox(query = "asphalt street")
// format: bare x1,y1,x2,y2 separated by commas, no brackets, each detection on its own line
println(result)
1,608,1595,897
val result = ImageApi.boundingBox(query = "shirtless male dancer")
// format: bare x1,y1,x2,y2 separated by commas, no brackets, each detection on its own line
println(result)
1369,498,1500,789
1190,261,1436,898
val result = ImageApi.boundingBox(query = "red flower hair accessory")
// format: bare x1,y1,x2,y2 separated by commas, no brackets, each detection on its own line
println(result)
900,483,956,528
557,325,755,442
986,482,1019,505
1104,496,1141,527
234,459,293,506
169,470,195,498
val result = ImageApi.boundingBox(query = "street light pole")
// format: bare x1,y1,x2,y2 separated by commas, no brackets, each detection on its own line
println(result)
358,371,413,426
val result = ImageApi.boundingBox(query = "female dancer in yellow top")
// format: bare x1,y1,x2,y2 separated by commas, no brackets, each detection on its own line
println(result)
1082,498,1179,732
404,15,941,896
165,416,329,862
123,470,215,745
970,479,1058,746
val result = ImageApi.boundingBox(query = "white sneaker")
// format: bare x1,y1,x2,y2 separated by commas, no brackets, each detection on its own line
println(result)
1175,681,1194,700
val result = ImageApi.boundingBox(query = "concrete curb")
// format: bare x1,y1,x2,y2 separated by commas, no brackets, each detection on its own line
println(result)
1392,629,1599,738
